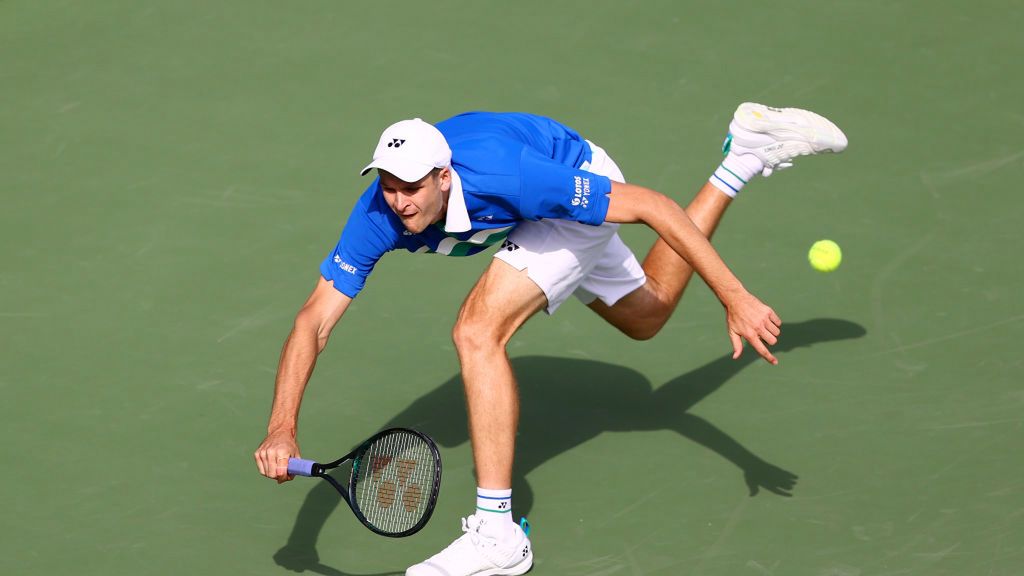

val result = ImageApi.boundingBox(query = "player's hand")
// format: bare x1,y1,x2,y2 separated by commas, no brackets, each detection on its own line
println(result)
724,291,782,365
255,429,301,484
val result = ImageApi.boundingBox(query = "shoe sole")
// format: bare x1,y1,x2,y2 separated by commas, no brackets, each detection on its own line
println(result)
412,550,532,576
483,551,533,576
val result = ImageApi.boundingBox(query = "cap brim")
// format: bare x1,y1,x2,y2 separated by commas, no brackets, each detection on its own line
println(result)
359,160,434,183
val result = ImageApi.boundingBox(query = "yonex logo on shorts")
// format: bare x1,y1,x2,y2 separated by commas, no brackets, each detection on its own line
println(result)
500,239,519,252
387,138,406,148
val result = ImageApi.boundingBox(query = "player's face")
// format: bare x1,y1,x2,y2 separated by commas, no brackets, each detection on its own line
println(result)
379,169,450,234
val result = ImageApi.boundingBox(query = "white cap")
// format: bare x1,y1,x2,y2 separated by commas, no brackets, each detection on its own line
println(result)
360,118,452,182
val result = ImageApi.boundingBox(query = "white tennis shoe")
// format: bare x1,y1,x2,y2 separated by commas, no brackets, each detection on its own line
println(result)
406,515,533,576
725,102,848,176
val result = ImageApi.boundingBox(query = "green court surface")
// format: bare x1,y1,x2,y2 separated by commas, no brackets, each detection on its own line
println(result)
3,1,1023,574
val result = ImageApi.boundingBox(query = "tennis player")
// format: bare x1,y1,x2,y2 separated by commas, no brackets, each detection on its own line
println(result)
255,104,847,576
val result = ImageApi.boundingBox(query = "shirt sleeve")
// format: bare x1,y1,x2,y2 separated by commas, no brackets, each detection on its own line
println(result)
319,192,396,298
518,147,612,226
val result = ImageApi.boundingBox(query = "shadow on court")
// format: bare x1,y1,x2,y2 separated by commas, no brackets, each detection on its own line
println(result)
273,318,866,574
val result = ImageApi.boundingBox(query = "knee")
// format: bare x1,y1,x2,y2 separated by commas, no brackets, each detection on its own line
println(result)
621,322,662,341
452,313,505,355
619,308,672,341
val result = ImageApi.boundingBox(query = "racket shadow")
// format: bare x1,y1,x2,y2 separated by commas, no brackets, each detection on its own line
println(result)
273,523,403,576
275,317,865,572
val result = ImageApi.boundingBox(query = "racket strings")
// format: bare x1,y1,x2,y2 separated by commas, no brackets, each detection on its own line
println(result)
354,430,438,534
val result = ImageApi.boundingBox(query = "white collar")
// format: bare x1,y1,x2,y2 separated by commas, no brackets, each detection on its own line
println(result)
443,167,471,233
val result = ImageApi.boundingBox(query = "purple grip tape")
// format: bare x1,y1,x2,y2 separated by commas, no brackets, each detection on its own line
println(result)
287,458,316,477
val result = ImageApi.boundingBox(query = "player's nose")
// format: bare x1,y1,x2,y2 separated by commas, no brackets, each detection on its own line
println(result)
393,195,411,213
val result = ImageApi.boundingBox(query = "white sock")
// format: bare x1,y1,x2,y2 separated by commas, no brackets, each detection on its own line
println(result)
709,152,764,197
476,487,515,540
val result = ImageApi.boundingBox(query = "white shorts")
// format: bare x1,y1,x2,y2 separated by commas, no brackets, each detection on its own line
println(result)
494,141,647,314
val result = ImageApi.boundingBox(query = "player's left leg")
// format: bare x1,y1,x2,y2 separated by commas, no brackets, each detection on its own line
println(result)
589,102,847,339
587,181,731,340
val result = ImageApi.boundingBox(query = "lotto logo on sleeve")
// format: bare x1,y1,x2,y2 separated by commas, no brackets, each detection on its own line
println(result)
571,176,591,208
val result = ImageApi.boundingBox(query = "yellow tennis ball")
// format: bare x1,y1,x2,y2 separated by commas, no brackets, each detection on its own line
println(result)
808,240,842,272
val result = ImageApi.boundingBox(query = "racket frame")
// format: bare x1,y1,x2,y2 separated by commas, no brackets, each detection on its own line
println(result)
291,427,442,537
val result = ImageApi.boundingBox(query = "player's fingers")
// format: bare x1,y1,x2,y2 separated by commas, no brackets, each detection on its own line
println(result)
750,337,778,365
273,455,292,480
254,450,267,477
276,459,296,484
770,310,782,326
730,331,743,359
760,329,778,346
258,449,277,478
766,321,781,337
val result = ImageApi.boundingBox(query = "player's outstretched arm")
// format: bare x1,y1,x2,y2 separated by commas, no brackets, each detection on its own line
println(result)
254,277,353,482
604,182,781,364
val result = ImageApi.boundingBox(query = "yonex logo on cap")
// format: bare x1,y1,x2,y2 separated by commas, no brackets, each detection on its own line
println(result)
360,118,452,181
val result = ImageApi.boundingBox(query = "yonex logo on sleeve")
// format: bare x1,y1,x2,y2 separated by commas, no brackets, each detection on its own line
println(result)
333,254,357,274
571,176,591,208
387,139,406,148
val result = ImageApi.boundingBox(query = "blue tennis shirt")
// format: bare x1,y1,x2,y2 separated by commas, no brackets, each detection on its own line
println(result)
320,112,613,298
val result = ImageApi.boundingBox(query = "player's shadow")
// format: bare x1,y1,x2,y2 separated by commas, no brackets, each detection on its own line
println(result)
273,317,866,574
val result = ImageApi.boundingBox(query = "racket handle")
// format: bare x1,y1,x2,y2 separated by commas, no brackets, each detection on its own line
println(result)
287,458,316,477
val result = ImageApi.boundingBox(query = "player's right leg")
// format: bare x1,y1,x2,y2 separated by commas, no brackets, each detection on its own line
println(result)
406,259,542,576
589,102,847,339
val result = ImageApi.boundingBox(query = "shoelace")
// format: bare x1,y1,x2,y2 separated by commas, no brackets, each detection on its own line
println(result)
461,516,499,548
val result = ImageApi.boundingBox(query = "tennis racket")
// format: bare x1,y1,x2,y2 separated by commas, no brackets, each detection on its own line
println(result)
287,427,442,537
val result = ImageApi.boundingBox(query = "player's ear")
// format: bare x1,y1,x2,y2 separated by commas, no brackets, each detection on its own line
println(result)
438,167,451,193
